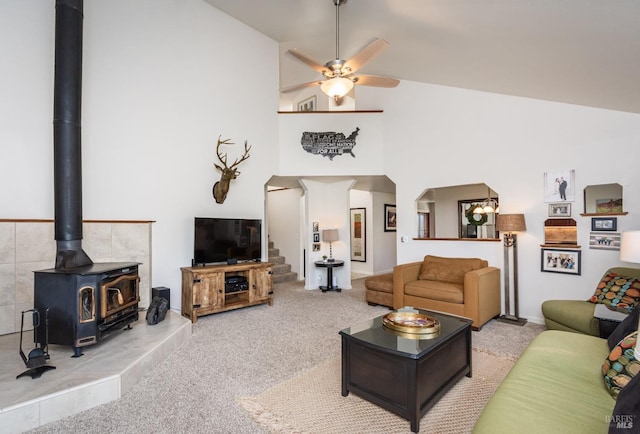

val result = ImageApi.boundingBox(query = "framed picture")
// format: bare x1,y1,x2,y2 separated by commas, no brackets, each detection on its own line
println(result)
384,204,397,232
591,217,617,232
350,208,366,262
297,95,316,112
589,232,621,250
541,248,581,275
596,198,623,214
313,232,320,243
548,203,571,217
543,169,575,203
312,222,319,232
312,243,320,252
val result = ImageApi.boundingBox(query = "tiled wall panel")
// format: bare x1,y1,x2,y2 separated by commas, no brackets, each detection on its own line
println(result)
0,221,152,335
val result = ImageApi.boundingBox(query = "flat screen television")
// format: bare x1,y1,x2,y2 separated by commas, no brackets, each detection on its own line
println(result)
193,217,262,265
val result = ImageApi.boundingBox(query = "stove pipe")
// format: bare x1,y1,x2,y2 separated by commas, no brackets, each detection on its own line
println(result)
53,0,93,269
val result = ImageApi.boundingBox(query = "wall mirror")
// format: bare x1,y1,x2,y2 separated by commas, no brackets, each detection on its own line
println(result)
583,183,624,215
416,183,499,239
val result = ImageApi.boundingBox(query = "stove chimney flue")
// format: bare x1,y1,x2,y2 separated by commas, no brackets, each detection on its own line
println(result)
53,0,92,269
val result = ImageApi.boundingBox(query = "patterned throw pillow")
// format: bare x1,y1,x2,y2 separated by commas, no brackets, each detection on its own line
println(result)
589,272,640,314
603,331,639,399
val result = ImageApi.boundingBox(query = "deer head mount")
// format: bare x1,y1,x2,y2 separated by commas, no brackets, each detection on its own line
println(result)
212,136,251,204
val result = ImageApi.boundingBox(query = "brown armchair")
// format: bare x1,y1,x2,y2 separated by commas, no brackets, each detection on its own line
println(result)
393,255,501,330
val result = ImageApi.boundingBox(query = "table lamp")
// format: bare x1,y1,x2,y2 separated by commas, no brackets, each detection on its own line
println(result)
322,229,339,262
620,230,640,360
495,214,527,325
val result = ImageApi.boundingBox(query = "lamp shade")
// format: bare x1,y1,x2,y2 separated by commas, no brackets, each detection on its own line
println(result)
620,231,640,264
496,214,526,233
320,77,354,99
322,229,339,243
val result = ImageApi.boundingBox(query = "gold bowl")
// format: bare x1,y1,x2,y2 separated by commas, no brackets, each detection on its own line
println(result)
382,311,440,335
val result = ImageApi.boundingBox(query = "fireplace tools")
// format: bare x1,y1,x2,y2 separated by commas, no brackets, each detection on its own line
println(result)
17,308,56,380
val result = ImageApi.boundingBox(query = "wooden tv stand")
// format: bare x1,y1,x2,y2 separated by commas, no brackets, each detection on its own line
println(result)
181,262,273,323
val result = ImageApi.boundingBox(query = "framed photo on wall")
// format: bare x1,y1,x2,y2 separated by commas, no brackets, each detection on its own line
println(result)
384,204,397,232
297,95,316,112
350,208,366,262
543,169,575,203
589,232,621,250
541,248,581,275
591,217,617,231
548,203,571,217
313,232,320,243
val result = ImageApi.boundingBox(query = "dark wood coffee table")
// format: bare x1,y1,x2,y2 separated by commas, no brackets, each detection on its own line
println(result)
339,309,472,433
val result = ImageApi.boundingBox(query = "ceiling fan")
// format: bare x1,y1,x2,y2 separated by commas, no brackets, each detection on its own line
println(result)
281,0,400,104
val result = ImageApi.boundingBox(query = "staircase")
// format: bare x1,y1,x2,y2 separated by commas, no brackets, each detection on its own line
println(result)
268,241,298,284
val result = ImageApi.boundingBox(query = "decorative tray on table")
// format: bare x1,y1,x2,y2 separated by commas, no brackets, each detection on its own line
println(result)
382,311,440,336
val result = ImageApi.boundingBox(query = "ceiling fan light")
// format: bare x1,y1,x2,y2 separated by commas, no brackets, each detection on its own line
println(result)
320,77,354,98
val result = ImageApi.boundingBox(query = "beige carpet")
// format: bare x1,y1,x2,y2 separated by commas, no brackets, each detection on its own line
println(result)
239,348,515,434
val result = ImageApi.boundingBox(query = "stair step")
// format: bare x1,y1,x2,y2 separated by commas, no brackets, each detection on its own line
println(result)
269,247,279,257
273,271,298,284
269,255,285,265
271,263,291,275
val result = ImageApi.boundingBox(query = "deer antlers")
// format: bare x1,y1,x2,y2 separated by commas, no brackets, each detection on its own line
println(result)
212,135,251,204
214,136,251,173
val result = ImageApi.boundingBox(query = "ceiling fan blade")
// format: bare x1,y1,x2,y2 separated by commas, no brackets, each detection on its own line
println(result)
344,38,390,73
280,80,323,93
286,49,327,74
354,74,400,88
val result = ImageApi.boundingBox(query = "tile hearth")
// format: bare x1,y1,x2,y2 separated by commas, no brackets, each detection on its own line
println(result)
0,311,190,433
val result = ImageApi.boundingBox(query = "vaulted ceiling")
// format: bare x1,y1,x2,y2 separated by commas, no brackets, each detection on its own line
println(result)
204,0,640,114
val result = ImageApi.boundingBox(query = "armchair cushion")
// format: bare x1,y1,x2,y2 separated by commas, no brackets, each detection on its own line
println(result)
418,255,487,284
589,271,640,314
405,280,464,304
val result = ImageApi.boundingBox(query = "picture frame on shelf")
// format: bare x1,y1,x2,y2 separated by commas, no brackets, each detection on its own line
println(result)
297,95,316,112
548,203,571,217
595,198,623,214
384,204,397,232
541,248,581,275
591,217,617,232
589,232,621,250
350,208,366,262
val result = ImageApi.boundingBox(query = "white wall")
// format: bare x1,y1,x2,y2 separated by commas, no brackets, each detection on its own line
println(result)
0,0,279,312
300,178,356,290
372,192,397,274
379,80,640,324
266,188,303,277
278,113,385,176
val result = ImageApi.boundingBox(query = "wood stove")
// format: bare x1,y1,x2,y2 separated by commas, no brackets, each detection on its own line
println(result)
31,0,143,357
34,263,140,357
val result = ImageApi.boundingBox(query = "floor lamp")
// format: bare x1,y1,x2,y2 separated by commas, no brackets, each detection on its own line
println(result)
496,214,527,325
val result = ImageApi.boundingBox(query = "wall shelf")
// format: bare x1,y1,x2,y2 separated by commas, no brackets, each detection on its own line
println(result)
580,212,628,217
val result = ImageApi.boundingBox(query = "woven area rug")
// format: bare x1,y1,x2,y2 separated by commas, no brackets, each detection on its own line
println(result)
238,349,515,434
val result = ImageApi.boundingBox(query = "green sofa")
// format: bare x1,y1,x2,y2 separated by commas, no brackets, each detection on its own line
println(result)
542,267,640,336
473,330,615,433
